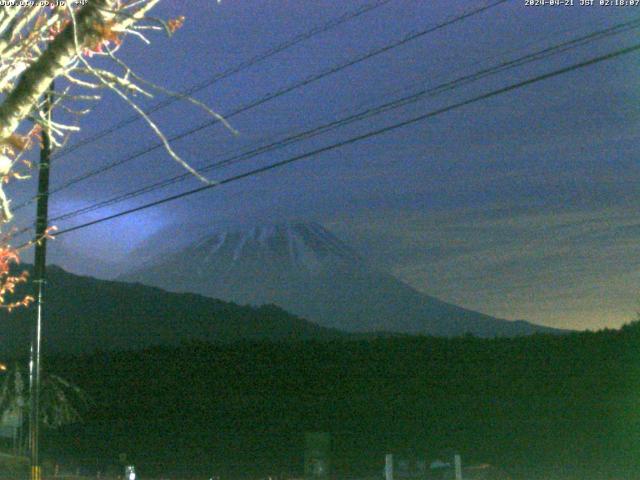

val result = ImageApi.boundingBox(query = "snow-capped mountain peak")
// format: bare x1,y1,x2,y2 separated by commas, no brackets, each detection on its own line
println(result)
189,222,361,272
122,222,562,337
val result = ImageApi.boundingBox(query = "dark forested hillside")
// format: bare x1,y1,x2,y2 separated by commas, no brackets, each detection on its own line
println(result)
35,323,640,480
0,266,344,356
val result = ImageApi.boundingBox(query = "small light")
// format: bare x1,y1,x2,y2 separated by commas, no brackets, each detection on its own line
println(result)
0,363,7,371
125,465,136,480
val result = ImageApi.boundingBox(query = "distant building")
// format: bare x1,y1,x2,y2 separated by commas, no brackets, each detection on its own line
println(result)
0,365,24,453
384,455,510,480
0,406,21,440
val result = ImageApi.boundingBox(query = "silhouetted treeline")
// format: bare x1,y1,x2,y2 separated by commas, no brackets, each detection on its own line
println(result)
41,323,640,479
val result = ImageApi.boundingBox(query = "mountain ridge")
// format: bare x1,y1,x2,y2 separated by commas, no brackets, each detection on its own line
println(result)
122,222,566,337
0,265,346,356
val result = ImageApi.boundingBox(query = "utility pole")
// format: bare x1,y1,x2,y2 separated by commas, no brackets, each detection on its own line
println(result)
29,80,54,480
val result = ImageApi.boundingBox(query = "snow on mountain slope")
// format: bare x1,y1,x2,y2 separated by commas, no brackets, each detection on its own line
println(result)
122,222,565,337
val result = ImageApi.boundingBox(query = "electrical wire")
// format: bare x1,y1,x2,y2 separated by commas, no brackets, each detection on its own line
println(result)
12,0,509,214
45,16,640,225
50,42,640,237
50,0,396,161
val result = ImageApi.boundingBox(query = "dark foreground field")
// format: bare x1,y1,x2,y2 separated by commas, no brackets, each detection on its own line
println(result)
32,322,640,480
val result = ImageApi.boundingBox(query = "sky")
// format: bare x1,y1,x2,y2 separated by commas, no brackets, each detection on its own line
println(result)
8,0,640,331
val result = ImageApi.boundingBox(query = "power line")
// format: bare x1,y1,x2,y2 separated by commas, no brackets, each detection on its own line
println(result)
12,0,508,213
45,16,640,225
50,0,395,161
52,42,640,237
9,14,638,240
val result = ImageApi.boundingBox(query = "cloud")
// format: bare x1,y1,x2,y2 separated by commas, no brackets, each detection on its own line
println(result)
326,204,640,330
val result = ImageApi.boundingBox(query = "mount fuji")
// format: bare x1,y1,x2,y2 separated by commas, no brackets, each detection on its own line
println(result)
122,222,563,337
